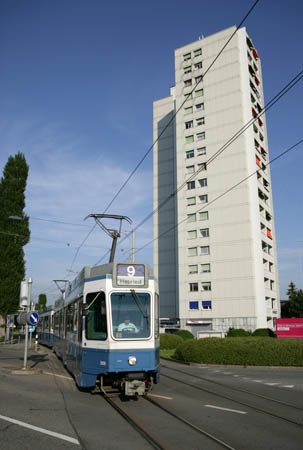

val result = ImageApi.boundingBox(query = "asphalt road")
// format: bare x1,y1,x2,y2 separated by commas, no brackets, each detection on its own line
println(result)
0,344,302,450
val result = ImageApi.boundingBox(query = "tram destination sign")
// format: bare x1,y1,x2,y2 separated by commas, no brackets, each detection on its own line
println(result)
114,263,147,287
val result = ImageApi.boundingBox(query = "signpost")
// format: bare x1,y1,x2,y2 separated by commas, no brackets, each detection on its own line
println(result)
17,277,38,370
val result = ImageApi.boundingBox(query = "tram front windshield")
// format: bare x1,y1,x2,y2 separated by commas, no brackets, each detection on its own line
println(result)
111,292,151,339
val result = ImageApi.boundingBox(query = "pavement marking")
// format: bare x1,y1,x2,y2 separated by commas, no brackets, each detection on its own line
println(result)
0,414,80,445
148,393,173,400
281,385,294,388
204,405,247,415
264,382,279,386
43,371,73,380
252,380,264,383
233,374,240,377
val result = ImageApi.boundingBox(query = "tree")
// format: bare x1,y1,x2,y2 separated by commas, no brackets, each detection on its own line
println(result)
0,153,30,318
286,281,297,300
35,293,47,311
281,282,303,318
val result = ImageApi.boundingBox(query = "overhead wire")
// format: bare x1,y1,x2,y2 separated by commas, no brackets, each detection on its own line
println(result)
90,0,262,266
93,69,303,265
101,0,261,215
132,139,303,256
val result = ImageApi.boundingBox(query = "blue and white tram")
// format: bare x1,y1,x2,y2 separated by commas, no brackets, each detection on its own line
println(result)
52,262,160,396
37,307,55,348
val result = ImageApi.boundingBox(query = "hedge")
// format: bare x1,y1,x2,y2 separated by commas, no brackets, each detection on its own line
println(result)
160,333,183,349
226,328,251,337
174,337,303,366
252,328,275,337
175,329,194,341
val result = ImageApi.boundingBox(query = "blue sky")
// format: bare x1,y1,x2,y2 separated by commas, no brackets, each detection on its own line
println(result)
0,0,302,304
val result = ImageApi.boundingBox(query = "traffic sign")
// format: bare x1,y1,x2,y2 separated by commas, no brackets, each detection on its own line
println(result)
28,312,39,325
29,326,35,333
17,311,40,326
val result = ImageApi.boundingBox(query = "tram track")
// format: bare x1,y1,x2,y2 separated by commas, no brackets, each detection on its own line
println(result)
161,364,303,428
103,392,236,450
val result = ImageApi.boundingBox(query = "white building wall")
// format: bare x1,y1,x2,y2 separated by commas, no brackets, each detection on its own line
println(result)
153,27,280,334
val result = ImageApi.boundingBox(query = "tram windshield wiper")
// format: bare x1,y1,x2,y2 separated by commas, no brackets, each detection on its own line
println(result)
130,289,149,326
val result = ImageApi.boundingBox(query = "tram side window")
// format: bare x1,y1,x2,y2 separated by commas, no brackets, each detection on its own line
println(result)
78,300,83,342
86,291,107,340
54,313,60,334
66,303,75,333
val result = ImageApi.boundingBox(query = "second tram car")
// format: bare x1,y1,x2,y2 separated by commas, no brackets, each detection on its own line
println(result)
37,307,54,348
51,262,160,396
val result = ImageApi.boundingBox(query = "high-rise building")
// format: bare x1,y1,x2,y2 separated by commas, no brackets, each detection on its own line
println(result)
153,26,280,336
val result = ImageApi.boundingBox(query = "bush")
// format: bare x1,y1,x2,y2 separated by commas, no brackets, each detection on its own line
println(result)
252,328,275,337
175,329,194,341
226,328,251,337
160,333,183,349
174,337,303,366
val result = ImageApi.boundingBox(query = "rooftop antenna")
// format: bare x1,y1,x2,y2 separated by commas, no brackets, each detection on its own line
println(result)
84,214,132,263
198,34,205,40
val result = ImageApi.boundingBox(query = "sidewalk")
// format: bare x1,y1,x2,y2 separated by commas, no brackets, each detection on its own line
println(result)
0,342,52,375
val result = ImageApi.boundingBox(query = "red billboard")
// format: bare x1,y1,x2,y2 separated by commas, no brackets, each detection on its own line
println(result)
276,318,303,338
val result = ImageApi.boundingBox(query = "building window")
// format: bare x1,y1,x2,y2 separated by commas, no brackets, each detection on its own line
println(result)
188,247,197,257
189,265,198,274
185,135,194,144
198,163,207,172
199,211,209,221
200,228,209,238
194,62,202,69
184,66,192,74
195,89,204,97
186,165,195,174
189,283,199,292
185,120,193,129
199,194,208,204
202,282,211,291
202,300,212,310
187,230,197,239
194,48,202,57
189,301,199,310
187,213,196,223
184,106,193,115
197,132,205,141
187,181,195,190
196,103,204,111
270,280,275,290
196,117,205,126
186,150,194,158
266,228,273,239
198,177,207,187
184,79,192,87
201,263,211,273
184,53,191,61
195,76,203,84
187,197,196,206
185,93,193,100
197,146,206,155
200,246,210,255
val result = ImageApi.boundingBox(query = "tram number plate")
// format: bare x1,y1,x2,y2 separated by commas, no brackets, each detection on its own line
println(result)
116,264,145,286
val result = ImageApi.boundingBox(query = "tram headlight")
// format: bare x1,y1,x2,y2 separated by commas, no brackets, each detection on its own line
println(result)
128,356,137,366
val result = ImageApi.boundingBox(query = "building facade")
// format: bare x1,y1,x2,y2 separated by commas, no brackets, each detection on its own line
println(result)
153,26,280,336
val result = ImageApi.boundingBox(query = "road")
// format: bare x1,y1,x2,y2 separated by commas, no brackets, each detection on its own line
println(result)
0,344,302,450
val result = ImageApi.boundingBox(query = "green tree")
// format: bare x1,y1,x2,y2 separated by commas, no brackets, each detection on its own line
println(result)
282,282,303,318
35,293,47,311
286,281,297,299
0,153,30,318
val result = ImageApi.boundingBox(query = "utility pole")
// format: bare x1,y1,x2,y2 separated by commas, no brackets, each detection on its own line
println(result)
23,277,32,370
131,229,135,263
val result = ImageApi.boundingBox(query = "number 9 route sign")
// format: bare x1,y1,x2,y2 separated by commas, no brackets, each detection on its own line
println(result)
115,264,146,287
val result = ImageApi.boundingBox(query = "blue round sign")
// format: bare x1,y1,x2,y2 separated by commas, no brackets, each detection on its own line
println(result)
28,312,39,325
29,326,35,333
